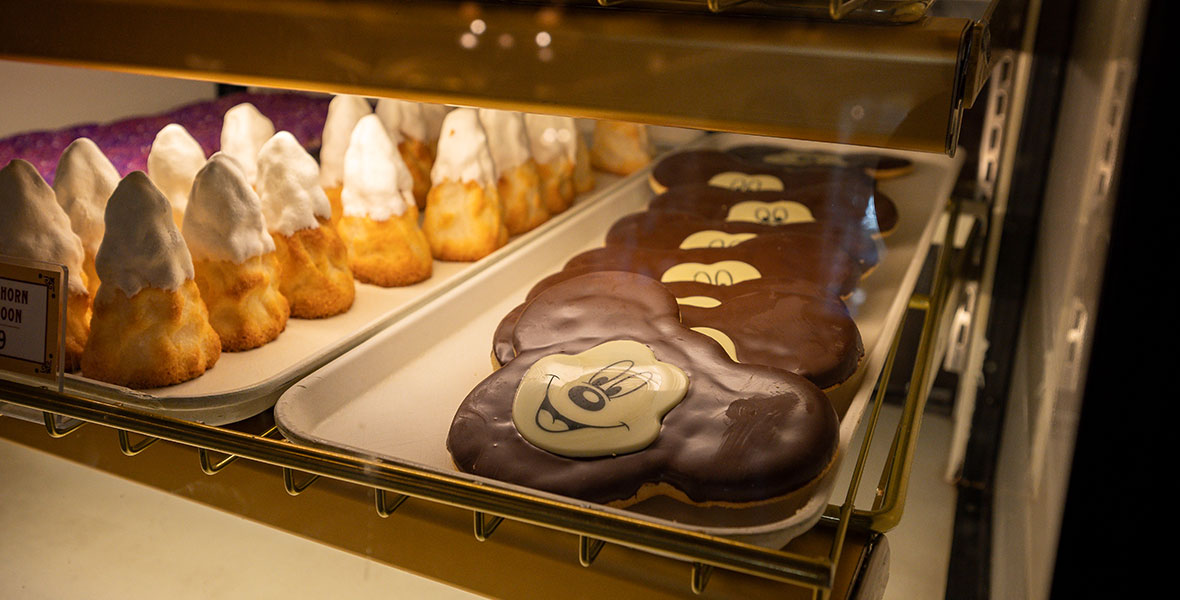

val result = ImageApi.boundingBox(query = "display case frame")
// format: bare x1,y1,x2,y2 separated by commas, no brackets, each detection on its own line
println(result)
0,0,1008,597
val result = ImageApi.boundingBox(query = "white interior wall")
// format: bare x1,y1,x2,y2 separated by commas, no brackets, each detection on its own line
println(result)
0,60,216,138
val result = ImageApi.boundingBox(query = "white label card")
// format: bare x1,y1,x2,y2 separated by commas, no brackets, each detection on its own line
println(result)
0,257,64,381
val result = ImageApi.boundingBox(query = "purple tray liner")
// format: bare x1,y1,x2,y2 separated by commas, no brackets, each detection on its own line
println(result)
0,92,331,185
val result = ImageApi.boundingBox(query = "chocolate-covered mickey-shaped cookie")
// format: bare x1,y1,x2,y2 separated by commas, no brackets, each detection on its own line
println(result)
563,234,864,298
650,149,846,193
450,271,839,506
492,273,862,391
492,275,837,368
648,183,898,236
605,209,880,271
679,289,863,391
725,145,914,180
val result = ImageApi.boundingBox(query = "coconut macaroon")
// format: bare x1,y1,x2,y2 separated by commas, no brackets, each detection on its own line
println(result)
338,115,432,286
183,154,289,351
375,98,435,209
53,138,120,298
257,131,355,318
524,113,580,215
82,172,220,388
219,102,275,186
319,94,373,224
0,159,91,371
590,120,652,176
147,123,206,227
478,108,548,235
423,108,509,262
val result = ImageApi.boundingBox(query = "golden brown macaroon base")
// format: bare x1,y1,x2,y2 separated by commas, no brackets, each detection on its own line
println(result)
338,211,433,287
322,186,344,225
536,158,576,215
64,290,92,373
271,219,355,319
422,179,509,262
398,138,435,210
591,122,652,176
193,252,290,351
81,252,100,299
498,160,549,235
81,279,220,389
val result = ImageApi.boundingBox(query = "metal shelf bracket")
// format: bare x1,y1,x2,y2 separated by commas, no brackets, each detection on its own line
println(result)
578,536,606,567
473,512,505,541
117,429,158,456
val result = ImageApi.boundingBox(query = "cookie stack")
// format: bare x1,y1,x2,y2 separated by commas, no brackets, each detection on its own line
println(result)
448,143,912,512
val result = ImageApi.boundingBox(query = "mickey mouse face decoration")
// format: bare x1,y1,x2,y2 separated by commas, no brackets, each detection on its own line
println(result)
513,340,688,458
449,271,840,506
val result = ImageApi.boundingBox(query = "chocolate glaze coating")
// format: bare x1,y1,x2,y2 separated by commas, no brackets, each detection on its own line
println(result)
724,144,914,179
563,234,864,298
493,276,837,368
605,209,881,270
679,290,863,390
493,274,862,390
648,181,898,236
450,272,839,505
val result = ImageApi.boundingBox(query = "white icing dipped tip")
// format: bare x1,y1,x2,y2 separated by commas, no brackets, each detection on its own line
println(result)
431,108,497,186
342,114,415,221
53,137,120,255
95,171,194,297
257,131,333,236
0,159,87,295
375,98,429,144
184,153,276,264
147,123,206,216
524,113,579,165
219,102,275,186
319,94,373,189
478,108,533,172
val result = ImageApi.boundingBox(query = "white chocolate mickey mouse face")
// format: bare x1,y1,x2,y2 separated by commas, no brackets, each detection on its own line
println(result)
725,200,815,226
660,260,762,287
759,149,850,168
706,171,783,191
512,340,688,458
677,230,757,249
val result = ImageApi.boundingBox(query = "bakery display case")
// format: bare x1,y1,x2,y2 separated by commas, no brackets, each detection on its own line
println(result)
0,0,1158,598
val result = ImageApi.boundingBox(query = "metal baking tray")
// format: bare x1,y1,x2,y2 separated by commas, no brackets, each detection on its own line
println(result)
274,132,963,547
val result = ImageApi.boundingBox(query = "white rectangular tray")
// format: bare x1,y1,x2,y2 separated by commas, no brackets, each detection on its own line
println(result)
35,173,634,426
274,133,964,546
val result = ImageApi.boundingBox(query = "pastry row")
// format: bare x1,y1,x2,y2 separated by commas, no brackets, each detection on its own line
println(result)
0,94,653,391
447,144,912,512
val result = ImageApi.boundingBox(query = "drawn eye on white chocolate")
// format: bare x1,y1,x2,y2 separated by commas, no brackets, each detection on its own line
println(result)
762,150,848,168
678,231,757,250
661,261,762,286
707,171,784,192
568,360,649,412
726,200,816,225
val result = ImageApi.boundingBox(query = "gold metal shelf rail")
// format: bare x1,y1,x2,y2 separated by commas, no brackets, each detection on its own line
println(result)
0,0,994,155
